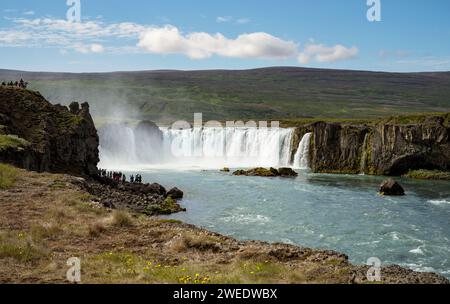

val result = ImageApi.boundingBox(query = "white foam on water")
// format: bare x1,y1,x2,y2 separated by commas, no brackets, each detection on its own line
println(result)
428,199,450,206
409,246,425,255
391,232,400,241
402,263,436,273
221,214,271,225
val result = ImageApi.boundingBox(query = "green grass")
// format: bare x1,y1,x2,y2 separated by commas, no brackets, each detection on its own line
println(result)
5,67,448,122
0,231,48,263
0,134,30,151
84,251,290,284
403,169,450,180
0,163,17,189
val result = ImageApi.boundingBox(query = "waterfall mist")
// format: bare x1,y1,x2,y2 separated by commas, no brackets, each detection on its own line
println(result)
99,123,312,171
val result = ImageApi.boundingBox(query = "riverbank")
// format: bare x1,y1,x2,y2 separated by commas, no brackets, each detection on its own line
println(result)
0,166,447,284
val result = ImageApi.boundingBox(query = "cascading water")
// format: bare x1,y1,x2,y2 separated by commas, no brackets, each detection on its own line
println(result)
99,124,313,170
359,133,369,174
293,133,312,170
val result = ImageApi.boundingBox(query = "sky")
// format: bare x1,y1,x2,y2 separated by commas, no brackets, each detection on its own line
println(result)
0,0,449,73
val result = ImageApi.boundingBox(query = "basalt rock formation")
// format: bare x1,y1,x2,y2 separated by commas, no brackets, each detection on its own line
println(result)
0,87,99,176
292,114,450,176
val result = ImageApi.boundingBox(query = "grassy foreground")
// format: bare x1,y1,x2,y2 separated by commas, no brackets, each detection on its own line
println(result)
0,166,447,284
0,167,357,284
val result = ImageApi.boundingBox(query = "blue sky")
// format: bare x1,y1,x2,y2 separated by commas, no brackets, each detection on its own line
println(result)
0,0,449,72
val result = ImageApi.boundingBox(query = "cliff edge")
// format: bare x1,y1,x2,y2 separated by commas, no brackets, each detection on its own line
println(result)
0,87,99,176
292,114,450,176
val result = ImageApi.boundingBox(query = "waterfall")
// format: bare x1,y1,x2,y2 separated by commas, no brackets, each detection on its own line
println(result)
293,133,312,170
99,124,309,170
359,133,369,174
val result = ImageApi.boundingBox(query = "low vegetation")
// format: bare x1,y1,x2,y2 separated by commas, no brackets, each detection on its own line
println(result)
0,134,30,151
0,167,359,284
403,169,450,180
0,163,17,189
10,67,449,122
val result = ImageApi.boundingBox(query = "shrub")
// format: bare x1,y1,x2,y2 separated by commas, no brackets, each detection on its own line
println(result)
0,163,17,189
111,210,134,227
88,222,107,237
0,134,30,151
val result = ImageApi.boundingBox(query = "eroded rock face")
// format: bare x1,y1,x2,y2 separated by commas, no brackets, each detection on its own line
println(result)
379,178,405,196
0,87,99,176
292,115,450,176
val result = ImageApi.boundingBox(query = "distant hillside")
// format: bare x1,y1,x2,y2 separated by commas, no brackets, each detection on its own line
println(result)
1,67,450,122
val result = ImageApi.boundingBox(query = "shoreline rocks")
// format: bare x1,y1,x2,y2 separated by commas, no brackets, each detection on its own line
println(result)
233,167,298,177
86,176,186,215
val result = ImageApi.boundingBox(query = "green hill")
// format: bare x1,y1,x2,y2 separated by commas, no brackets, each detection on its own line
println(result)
2,67,450,123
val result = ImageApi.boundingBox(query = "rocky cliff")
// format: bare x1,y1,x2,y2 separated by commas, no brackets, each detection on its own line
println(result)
0,87,99,176
292,114,450,176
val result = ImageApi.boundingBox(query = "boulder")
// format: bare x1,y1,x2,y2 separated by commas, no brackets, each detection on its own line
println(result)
278,167,298,177
221,167,230,172
144,183,167,196
379,178,405,196
167,187,184,199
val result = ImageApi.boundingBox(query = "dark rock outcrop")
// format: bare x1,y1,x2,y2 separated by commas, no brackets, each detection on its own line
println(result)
277,167,298,177
167,187,184,199
98,120,163,164
134,120,163,162
233,167,298,177
87,176,185,215
0,87,99,176
292,114,450,176
379,178,405,196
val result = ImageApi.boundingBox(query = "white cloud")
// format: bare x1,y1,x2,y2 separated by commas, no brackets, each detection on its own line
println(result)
0,30,31,44
216,16,232,23
298,43,358,64
23,11,35,16
90,43,105,53
137,25,298,60
236,18,250,25
72,43,105,54
0,16,359,64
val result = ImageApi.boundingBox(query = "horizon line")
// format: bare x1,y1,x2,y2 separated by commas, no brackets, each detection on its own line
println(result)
1,66,450,75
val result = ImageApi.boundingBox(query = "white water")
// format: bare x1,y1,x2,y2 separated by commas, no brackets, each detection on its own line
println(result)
99,124,312,170
293,133,312,170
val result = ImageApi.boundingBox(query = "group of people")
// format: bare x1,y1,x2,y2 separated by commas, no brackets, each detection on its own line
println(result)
1,79,28,89
98,168,143,184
